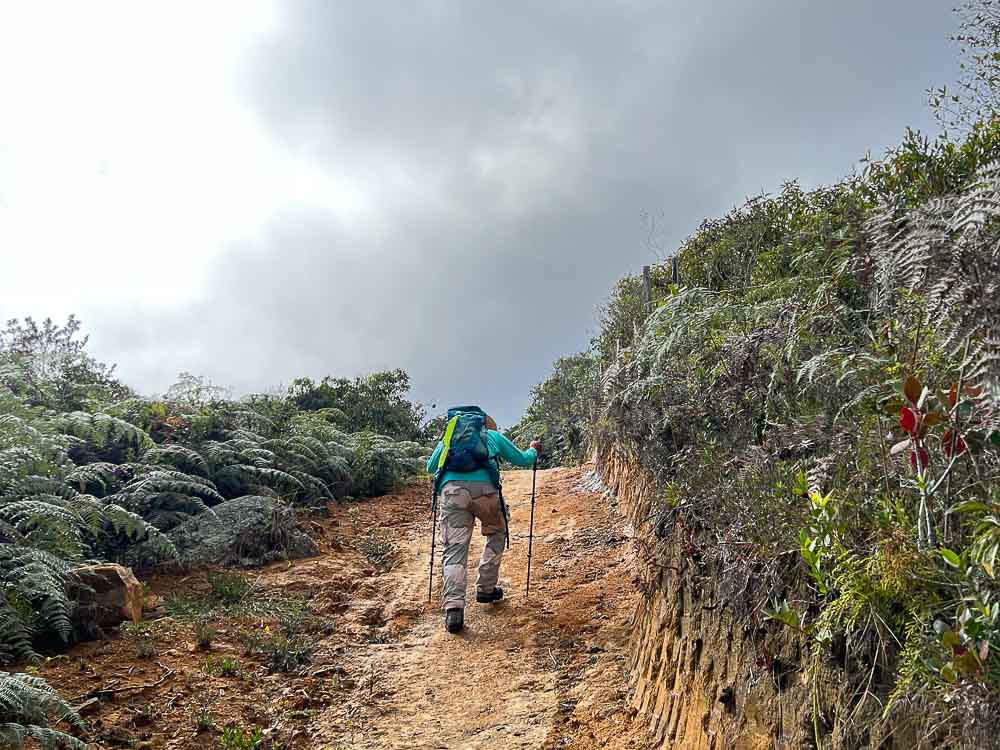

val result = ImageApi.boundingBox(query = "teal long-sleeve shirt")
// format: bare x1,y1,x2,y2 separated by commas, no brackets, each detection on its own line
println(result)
426,430,537,488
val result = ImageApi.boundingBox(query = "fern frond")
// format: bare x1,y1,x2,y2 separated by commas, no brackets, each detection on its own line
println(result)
0,671,86,749
0,497,84,558
0,546,72,644
65,462,123,496
115,471,223,505
141,445,209,477
0,606,36,666
213,465,304,494
0,723,87,750
4,476,68,500
55,411,153,452
868,161,1000,396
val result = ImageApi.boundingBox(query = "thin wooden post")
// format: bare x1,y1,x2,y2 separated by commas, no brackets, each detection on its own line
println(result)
642,265,652,314
671,256,679,284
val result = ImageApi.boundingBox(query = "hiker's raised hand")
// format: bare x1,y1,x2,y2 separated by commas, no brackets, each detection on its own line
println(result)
530,440,542,452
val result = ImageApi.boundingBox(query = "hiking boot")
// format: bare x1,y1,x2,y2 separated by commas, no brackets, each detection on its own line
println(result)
445,608,464,633
476,586,504,604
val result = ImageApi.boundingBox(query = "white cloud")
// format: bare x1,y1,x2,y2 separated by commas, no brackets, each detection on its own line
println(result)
0,0,369,317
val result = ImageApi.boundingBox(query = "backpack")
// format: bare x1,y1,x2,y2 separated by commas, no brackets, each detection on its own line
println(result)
434,405,500,491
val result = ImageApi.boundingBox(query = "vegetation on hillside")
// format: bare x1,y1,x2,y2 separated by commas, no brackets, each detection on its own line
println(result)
510,353,598,468
0,320,429,742
518,8,1000,746
287,369,427,442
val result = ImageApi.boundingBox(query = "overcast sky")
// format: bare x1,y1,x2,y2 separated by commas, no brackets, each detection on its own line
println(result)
0,1,958,426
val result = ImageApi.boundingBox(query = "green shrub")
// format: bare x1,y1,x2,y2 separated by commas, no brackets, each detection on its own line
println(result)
287,369,425,441
263,631,312,674
219,724,264,749
510,353,598,468
207,571,251,604
202,656,241,678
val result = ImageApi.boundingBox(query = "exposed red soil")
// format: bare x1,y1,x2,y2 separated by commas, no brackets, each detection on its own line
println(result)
29,466,652,749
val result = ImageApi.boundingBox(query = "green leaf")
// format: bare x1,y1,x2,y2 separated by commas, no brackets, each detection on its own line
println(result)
939,547,962,568
923,411,944,428
953,501,990,514
882,398,904,416
955,650,981,675
765,601,802,632
942,629,962,649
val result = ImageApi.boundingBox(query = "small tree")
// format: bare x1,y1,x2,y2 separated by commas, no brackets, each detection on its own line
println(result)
931,1,1000,131
0,316,129,410
164,371,231,408
287,369,424,441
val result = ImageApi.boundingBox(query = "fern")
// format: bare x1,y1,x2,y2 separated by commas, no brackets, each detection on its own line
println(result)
0,671,86,749
0,416,71,496
65,462,123,496
5,476,71,500
142,444,209,477
54,411,153,454
0,605,34,666
115,470,223,505
868,161,1000,400
213,465,304,494
0,498,83,558
200,440,243,468
0,545,72,653
0,481,175,657
0,371,428,667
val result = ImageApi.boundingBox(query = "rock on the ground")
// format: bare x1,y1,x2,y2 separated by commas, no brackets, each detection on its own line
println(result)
166,495,319,567
68,563,143,639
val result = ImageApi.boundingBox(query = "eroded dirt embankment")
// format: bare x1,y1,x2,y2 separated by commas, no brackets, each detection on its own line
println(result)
596,444,923,750
33,467,652,749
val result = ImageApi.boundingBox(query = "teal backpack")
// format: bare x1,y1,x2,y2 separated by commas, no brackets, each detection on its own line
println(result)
433,405,500,492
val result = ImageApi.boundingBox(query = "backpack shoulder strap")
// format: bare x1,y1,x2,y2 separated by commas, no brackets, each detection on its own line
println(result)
437,415,460,472
485,430,502,489
433,415,459,495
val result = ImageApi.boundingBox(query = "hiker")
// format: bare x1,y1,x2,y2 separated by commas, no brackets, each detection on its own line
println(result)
427,406,540,634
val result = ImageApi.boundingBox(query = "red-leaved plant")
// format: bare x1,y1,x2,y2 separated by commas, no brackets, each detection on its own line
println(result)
890,374,980,474
886,373,986,551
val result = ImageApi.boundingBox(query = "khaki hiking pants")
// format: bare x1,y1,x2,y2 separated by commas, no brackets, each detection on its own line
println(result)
439,480,507,611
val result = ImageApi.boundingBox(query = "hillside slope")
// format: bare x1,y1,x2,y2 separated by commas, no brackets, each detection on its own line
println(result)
29,468,651,749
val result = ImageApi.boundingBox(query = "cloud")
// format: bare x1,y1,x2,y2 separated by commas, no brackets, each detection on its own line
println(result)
0,1,958,426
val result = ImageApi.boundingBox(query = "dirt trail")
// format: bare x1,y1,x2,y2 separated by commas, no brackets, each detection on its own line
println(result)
310,466,646,750
37,467,651,749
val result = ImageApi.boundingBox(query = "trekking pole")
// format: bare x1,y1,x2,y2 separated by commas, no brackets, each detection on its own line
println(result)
428,485,438,602
499,488,511,550
525,457,538,598
496,457,510,551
